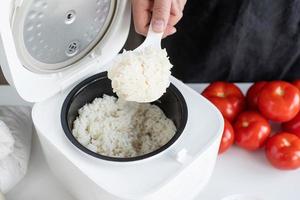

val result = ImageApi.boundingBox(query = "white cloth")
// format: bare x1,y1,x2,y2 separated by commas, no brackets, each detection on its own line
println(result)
0,107,32,193
0,121,14,160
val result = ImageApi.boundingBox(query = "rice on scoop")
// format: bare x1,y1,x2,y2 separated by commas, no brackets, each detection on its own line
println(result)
108,47,173,103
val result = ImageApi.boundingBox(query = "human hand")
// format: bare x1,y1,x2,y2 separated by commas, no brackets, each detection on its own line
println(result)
132,0,187,37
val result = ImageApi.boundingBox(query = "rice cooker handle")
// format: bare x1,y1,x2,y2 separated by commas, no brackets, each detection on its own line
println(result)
173,148,192,164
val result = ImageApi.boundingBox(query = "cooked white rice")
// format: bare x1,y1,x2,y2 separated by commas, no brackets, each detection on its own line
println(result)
72,95,177,158
107,47,173,103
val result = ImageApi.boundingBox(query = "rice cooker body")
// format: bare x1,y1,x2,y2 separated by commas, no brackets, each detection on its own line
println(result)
32,75,224,200
60,72,188,162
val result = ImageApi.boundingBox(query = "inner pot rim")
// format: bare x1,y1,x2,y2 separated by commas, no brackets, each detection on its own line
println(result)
61,72,188,162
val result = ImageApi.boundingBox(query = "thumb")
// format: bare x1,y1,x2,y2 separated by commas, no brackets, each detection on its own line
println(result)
151,0,172,33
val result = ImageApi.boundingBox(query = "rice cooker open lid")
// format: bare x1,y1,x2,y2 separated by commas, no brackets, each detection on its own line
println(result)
0,0,131,102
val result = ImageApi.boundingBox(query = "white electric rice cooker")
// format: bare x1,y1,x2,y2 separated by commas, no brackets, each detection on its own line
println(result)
0,0,224,199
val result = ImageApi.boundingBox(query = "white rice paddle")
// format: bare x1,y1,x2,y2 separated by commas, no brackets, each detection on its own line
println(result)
135,23,164,51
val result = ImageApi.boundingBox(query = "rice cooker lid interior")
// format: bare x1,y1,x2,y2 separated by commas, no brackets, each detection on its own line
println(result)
12,0,116,72
1,0,130,102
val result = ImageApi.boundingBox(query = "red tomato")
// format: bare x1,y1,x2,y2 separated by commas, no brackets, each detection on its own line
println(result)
202,82,245,122
292,80,300,91
265,132,300,170
246,81,267,110
282,112,300,137
258,81,300,122
234,111,271,151
219,119,235,154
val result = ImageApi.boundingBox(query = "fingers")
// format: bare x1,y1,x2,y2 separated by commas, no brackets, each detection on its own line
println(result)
167,13,182,29
169,0,183,26
177,0,187,11
163,26,177,38
132,0,186,37
132,0,153,36
162,1,183,37
151,0,172,33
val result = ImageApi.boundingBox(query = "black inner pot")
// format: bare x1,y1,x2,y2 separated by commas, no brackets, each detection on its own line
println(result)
61,72,188,162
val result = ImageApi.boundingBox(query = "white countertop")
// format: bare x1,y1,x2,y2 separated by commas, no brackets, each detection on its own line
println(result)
2,84,300,200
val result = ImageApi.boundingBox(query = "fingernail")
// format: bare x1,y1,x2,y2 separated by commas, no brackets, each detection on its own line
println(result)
152,20,165,32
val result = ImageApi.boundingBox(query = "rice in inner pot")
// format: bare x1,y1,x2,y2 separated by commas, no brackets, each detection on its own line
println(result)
72,95,177,158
